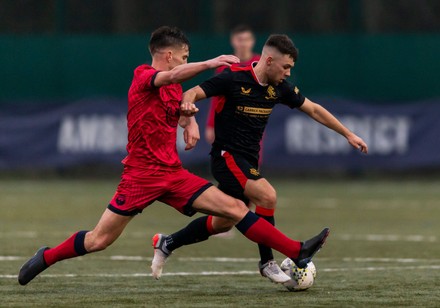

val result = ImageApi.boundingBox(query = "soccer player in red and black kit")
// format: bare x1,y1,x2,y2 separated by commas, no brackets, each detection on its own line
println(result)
152,34,367,284
18,26,329,286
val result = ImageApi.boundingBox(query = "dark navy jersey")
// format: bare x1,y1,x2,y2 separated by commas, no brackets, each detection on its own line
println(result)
199,63,305,164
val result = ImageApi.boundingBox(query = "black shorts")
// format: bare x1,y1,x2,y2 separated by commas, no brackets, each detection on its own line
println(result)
210,150,262,204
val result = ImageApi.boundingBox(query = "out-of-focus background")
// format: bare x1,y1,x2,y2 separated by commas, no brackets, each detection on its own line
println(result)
1,0,440,176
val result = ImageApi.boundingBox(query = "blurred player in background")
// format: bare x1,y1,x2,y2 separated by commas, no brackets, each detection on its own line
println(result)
205,25,261,144
18,26,329,286
153,34,366,284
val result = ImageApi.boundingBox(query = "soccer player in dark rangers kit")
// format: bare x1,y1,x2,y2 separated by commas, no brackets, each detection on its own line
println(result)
18,26,330,286
152,34,367,283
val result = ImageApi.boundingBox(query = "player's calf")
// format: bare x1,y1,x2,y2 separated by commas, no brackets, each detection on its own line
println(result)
210,216,235,233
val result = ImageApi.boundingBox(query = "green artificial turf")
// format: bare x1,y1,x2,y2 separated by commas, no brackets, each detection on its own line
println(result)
1,178,439,307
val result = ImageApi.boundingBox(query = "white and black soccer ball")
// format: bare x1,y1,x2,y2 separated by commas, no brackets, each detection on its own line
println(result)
280,258,316,291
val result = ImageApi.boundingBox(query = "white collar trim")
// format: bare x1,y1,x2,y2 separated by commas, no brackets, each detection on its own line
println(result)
251,62,268,87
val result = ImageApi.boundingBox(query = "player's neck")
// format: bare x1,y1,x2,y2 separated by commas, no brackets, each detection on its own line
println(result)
151,59,171,71
236,51,253,62
252,62,268,86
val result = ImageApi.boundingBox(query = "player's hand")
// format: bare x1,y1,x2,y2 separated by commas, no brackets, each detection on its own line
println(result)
180,102,199,116
183,121,200,151
347,133,368,154
207,55,240,69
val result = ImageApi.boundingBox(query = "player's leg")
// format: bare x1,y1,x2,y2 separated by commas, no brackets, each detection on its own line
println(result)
190,186,305,259
153,155,299,282
155,151,250,258
215,151,284,281
242,178,281,278
151,182,239,279
193,187,329,271
18,171,156,285
18,209,132,285
152,173,329,278
152,165,243,264
208,213,283,265
194,188,330,270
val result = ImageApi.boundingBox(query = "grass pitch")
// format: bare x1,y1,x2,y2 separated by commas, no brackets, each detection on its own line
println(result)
1,178,440,307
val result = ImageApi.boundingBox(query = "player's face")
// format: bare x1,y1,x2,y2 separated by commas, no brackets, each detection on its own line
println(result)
266,54,295,86
230,31,255,57
169,44,189,69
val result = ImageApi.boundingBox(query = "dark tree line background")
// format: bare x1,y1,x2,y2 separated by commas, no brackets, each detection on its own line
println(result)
1,0,439,34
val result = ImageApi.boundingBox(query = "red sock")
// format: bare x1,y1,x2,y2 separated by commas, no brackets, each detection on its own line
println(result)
43,231,89,266
206,215,215,234
255,205,275,217
236,212,301,259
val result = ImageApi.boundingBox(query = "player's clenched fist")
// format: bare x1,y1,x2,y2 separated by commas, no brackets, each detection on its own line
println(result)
207,55,240,69
180,102,199,116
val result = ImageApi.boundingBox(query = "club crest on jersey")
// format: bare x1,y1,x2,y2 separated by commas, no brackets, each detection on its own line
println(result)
265,86,277,100
241,87,252,96
249,168,260,176
294,86,300,94
115,194,126,206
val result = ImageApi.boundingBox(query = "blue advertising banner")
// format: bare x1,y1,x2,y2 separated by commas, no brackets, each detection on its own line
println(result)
265,98,440,171
1,98,439,171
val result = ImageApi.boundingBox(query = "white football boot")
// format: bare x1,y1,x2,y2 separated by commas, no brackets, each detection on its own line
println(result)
259,260,292,283
151,233,171,280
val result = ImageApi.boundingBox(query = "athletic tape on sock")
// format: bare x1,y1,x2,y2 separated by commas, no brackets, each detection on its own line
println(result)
235,211,259,234
74,230,89,256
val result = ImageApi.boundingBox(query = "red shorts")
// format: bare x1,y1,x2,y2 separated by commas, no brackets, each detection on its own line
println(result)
108,167,213,216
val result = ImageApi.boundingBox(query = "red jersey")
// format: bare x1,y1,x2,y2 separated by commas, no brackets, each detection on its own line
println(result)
206,54,261,128
122,64,182,174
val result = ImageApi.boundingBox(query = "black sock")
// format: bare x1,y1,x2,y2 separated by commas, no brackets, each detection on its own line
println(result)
256,214,275,264
165,216,211,252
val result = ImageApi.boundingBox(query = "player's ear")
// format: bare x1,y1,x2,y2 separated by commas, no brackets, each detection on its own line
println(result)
266,56,273,66
166,51,173,63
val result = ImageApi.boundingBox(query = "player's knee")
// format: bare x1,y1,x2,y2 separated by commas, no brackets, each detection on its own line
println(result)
259,188,277,209
223,199,248,222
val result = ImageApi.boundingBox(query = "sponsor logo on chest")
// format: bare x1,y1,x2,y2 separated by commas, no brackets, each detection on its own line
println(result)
236,106,273,115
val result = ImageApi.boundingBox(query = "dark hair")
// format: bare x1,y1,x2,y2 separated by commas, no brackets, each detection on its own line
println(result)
149,26,190,55
264,34,298,61
230,24,254,36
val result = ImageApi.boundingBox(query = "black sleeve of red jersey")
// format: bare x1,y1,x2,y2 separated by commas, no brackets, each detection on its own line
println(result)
199,68,232,98
150,71,160,88
279,80,306,109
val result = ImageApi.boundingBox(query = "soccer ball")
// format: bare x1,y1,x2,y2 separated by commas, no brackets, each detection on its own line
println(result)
280,258,316,291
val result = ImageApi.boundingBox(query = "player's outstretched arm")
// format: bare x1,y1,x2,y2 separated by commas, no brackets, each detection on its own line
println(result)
299,98,368,153
180,86,207,116
153,55,239,87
